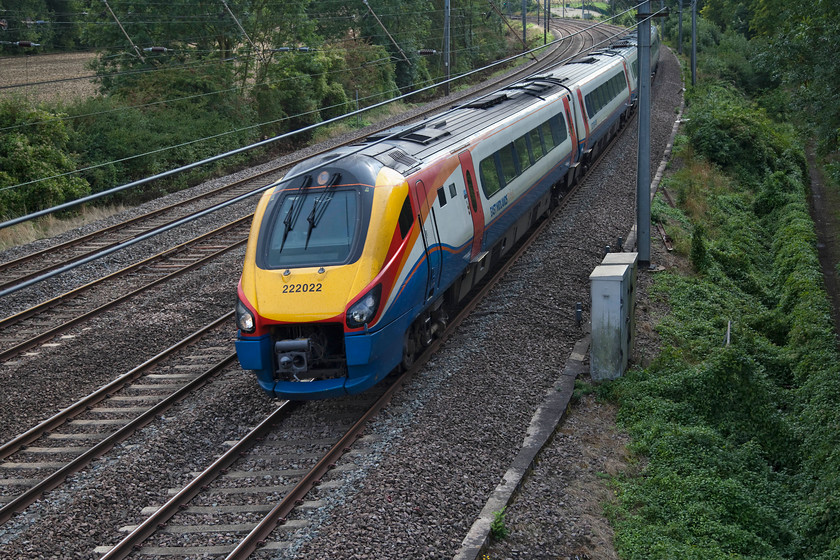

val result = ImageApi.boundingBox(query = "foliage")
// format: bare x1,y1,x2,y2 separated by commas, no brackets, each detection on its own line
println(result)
701,0,755,37
697,30,777,96
0,98,90,217
490,507,510,540
252,50,349,144
683,85,805,183
689,223,707,272
666,0,840,155
0,0,85,53
604,36,840,557
660,9,721,59
606,169,807,558
332,41,398,110
64,66,257,204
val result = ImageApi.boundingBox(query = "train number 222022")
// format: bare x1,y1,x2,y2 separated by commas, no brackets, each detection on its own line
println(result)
282,283,323,294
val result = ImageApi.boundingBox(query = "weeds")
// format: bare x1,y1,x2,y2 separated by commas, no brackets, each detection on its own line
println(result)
490,508,510,540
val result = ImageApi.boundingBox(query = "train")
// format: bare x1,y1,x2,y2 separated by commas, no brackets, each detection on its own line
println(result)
234,26,660,400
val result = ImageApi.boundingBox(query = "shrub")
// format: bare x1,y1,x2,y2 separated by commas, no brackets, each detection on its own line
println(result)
0,99,90,216
606,76,840,558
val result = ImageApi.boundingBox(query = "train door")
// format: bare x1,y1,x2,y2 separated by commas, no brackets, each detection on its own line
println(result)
562,96,578,162
457,150,485,260
562,95,581,189
415,179,442,301
575,87,592,159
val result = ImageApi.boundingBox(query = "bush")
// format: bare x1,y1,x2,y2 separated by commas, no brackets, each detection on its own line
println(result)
607,68,840,557
690,223,708,271
685,85,805,182
0,99,90,217
64,66,257,204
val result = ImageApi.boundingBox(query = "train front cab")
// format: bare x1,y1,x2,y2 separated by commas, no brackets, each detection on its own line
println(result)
235,157,421,400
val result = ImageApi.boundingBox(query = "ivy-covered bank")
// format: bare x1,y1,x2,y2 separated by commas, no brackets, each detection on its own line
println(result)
602,84,840,558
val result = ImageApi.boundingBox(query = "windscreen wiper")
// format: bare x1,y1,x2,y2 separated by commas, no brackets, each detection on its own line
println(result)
278,175,312,253
304,173,341,249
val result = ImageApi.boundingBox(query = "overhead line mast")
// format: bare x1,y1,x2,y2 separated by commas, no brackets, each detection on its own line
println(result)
636,1,652,268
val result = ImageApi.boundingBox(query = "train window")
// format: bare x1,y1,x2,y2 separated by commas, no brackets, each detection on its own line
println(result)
449,183,457,198
585,93,595,118
479,155,502,197
466,170,478,212
591,89,601,114
529,128,544,161
541,122,556,152
264,189,358,268
550,115,567,144
499,143,518,184
437,186,447,207
514,135,532,172
398,194,413,238
597,86,608,110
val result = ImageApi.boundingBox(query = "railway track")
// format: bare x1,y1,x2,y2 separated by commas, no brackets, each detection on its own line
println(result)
0,178,265,295
0,219,250,362
0,314,236,524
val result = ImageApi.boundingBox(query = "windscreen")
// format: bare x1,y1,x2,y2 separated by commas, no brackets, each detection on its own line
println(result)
261,188,361,269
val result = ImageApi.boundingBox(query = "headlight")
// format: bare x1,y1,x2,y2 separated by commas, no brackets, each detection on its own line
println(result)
236,298,256,333
346,285,382,329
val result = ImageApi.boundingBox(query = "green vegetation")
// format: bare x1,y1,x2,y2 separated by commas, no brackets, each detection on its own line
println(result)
490,507,511,540
602,3,840,558
0,0,519,222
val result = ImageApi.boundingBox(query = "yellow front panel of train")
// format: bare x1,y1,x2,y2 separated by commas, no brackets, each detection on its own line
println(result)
243,168,408,324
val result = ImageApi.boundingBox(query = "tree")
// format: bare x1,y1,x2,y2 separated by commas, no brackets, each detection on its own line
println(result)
751,0,840,153
0,99,89,216
0,0,85,52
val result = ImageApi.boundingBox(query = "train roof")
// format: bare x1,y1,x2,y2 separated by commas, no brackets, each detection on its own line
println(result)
306,31,648,177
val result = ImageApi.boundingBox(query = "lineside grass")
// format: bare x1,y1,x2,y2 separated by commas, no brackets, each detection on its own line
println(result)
0,205,127,252
601,84,840,559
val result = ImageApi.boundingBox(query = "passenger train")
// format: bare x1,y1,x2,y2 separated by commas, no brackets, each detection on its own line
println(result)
235,26,660,399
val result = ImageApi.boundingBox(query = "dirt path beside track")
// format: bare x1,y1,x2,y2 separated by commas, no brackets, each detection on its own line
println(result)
807,145,840,347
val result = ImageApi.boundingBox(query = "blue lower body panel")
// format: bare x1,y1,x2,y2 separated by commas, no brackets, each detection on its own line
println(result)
235,313,408,400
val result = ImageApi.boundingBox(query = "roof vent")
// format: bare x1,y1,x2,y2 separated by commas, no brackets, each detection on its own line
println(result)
464,93,508,109
385,149,418,167
402,127,450,145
